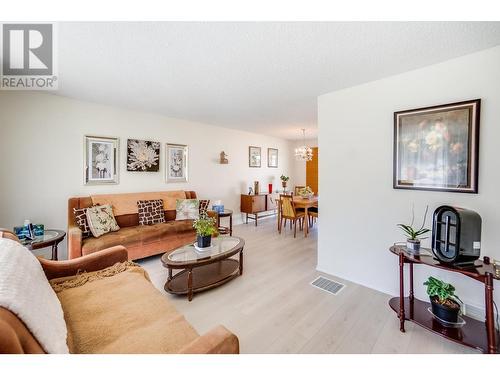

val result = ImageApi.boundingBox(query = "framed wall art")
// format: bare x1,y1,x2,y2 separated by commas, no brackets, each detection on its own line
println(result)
126,139,160,172
249,146,261,168
268,148,278,168
393,99,480,193
84,135,119,185
166,143,188,183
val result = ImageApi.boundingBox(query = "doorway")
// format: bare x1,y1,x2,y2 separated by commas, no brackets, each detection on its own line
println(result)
306,147,318,194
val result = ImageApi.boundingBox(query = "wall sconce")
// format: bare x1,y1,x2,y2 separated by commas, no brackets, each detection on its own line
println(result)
220,151,229,164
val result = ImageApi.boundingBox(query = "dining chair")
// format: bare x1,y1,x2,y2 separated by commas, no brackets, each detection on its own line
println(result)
308,206,318,228
279,194,305,238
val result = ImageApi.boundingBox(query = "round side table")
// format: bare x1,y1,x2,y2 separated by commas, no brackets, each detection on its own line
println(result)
21,229,66,260
217,209,233,236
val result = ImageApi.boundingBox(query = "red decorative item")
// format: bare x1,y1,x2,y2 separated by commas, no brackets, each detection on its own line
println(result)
268,184,273,193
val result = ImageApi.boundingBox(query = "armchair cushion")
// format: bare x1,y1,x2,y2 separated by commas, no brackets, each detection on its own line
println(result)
53,264,199,353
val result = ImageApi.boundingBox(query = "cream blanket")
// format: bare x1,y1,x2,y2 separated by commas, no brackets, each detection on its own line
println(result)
0,238,69,353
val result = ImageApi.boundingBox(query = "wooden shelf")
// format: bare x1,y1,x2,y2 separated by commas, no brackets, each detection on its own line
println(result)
389,245,499,353
389,297,498,353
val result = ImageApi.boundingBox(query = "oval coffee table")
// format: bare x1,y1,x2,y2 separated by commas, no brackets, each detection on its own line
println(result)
161,236,244,301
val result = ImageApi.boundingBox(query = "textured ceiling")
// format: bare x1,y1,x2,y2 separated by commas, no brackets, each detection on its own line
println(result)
56,22,500,140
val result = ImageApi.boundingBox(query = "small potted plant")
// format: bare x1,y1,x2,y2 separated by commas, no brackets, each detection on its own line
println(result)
424,276,462,323
280,175,290,190
397,205,430,253
193,213,217,249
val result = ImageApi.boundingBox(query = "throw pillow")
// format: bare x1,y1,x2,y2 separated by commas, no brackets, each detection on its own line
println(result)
199,199,210,215
175,199,200,220
85,204,120,238
73,207,92,238
137,199,166,225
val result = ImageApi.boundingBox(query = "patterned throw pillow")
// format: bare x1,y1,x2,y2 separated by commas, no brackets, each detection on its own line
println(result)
73,207,92,238
175,199,200,220
199,199,210,215
85,204,120,238
137,199,166,225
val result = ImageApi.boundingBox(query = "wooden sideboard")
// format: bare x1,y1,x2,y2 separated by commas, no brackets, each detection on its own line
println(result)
240,193,277,226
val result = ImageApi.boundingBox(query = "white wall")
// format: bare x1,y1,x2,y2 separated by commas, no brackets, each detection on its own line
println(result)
0,92,296,258
292,138,318,187
318,46,500,311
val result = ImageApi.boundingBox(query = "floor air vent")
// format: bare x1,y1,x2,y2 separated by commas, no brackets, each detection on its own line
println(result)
310,276,345,295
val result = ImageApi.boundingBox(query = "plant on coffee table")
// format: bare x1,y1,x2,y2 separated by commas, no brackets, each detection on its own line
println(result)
193,213,217,248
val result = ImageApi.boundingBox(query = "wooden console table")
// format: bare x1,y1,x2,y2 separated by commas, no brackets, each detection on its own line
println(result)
240,193,277,226
389,245,499,354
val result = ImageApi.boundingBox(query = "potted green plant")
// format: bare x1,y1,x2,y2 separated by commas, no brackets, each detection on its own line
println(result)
280,175,290,190
397,205,430,253
193,213,217,249
424,276,462,323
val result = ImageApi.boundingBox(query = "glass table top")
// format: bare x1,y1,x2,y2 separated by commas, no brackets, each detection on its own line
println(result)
21,230,62,245
167,236,243,263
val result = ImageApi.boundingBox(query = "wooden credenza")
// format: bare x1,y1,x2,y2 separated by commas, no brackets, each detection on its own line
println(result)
240,193,277,226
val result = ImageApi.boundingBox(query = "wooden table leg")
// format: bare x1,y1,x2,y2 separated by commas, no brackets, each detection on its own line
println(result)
51,243,58,261
229,214,233,236
168,267,172,281
187,268,193,301
239,250,243,275
485,272,496,353
277,204,281,232
399,252,405,333
304,207,309,237
409,262,414,302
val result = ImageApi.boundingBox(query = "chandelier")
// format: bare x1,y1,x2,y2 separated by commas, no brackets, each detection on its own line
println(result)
294,129,313,161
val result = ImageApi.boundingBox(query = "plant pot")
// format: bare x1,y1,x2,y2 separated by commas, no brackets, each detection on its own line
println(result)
281,181,287,190
406,239,420,253
430,296,460,323
196,234,212,248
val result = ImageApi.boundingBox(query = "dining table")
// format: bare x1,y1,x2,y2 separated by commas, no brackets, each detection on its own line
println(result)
276,195,318,237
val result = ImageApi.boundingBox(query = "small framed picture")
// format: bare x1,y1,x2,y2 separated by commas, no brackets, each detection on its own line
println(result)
84,135,119,185
249,146,261,168
127,139,160,172
393,99,480,193
268,148,278,168
166,143,188,183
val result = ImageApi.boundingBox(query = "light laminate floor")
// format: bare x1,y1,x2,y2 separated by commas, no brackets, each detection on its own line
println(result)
138,217,477,354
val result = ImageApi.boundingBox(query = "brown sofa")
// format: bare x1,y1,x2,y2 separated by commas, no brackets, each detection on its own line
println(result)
0,230,239,354
68,190,210,260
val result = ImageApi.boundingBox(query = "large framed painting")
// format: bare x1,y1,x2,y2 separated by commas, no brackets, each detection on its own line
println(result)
84,135,119,185
268,148,278,168
249,146,261,168
166,143,188,183
393,99,480,193
126,139,160,172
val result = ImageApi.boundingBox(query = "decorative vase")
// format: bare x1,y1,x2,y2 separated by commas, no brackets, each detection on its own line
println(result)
406,239,421,253
268,183,273,194
254,181,260,195
282,181,287,190
197,235,212,248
